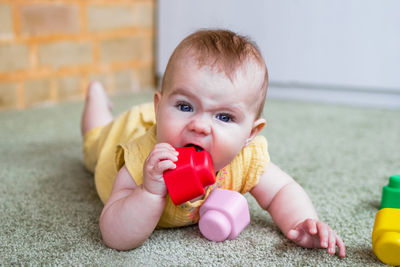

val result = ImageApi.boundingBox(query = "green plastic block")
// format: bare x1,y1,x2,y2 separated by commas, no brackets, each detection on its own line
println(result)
381,175,400,209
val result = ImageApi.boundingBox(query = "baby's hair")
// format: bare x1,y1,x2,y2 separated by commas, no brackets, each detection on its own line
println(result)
161,29,268,119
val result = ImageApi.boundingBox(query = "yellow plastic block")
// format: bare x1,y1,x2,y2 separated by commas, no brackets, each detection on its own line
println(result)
372,208,400,266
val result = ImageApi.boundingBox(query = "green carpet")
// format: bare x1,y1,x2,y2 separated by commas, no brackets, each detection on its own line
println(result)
1,91,399,266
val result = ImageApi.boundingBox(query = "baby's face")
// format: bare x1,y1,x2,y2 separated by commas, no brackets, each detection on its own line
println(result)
155,56,265,171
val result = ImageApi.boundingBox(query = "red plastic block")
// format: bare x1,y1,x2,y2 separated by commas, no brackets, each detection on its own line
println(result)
163,147,216,205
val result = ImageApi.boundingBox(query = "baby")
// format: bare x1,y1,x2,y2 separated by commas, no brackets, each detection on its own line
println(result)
81,29,346,257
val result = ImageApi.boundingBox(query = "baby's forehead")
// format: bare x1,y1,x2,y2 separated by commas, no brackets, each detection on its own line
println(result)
175,51,265,83
179,57,262,98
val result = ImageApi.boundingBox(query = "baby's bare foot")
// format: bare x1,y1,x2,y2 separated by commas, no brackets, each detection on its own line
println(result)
81,81,114,136
86,81,114,111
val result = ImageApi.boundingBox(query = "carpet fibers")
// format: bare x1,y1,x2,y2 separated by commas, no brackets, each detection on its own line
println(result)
1,91,399,266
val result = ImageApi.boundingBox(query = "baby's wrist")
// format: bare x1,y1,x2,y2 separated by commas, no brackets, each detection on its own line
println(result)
141,184,167,200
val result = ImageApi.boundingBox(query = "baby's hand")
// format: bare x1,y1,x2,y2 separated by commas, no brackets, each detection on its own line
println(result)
287,218,346,258
143,143,178,197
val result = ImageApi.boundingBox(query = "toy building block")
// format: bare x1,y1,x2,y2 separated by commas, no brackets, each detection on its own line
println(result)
163,147,216,205
381,174,400,209
199,188,250,242
372,175,400,266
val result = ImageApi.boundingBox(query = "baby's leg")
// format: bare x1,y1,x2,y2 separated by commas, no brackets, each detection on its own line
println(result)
81,81,114,137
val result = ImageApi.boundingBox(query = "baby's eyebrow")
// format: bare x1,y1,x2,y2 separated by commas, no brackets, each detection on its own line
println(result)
220,105,245,118
168,88,195,99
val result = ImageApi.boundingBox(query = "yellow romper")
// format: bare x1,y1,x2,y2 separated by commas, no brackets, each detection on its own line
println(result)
83,102,270,228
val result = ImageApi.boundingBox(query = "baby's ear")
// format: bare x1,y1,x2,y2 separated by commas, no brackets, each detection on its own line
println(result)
154,91,162,114
245,118,266,147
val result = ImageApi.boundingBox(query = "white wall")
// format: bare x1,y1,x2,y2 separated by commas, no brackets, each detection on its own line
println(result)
157,0,400,108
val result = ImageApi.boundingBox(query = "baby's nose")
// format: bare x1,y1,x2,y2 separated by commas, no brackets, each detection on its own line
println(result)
188,117,211,135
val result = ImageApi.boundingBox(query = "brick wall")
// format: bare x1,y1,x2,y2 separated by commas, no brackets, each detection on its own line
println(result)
0,0,155,110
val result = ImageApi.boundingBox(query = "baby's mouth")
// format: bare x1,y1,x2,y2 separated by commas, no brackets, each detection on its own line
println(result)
184,144,204,152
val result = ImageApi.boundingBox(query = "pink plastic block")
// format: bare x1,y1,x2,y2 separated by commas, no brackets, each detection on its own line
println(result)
199,188,250,242
163,147,216,205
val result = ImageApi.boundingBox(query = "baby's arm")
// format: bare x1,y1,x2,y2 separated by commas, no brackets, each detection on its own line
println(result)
99,143,178,250
250,162,346,257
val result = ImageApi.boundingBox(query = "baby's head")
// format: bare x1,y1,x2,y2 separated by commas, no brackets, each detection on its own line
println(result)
161,29,268,119
155,29,268,171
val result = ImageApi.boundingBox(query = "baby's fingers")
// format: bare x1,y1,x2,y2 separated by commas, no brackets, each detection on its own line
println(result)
305,219,318,235
155,159,177,174
327,231,346,257
150,146,178,161
146,146,178,168
327,230,336,254
335,234,346,257
152,143,178,155
149,151,178,166
317,222,346,258
316,221,330,248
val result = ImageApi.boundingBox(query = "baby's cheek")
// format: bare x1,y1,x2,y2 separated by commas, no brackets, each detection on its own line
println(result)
157,122,180,144
213,142,242,171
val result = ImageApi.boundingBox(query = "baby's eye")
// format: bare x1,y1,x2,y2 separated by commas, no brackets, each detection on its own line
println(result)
176,102,193,112
216,113,233,123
